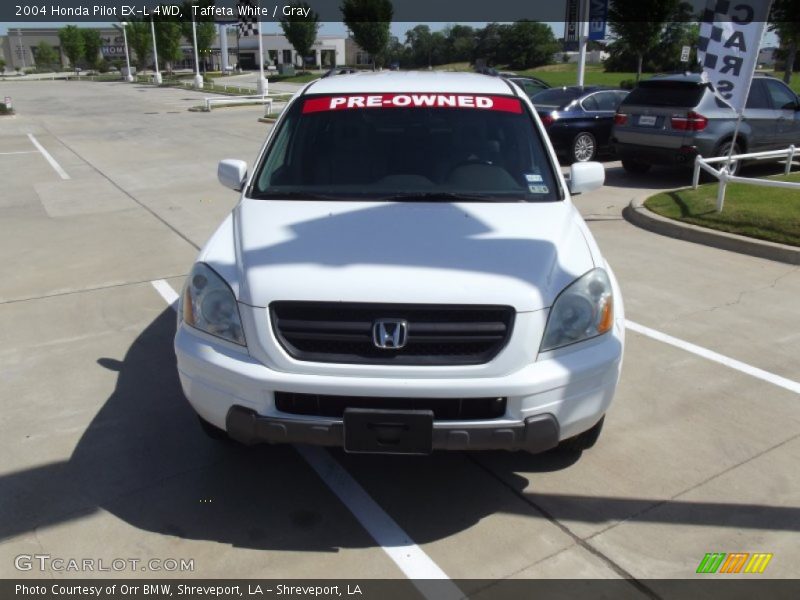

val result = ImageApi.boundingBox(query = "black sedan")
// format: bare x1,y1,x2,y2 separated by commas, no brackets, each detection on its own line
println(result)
507,76,551,100
532,86,629,162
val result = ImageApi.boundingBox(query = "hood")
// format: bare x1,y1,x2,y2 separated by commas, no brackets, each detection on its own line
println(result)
231,199,593,312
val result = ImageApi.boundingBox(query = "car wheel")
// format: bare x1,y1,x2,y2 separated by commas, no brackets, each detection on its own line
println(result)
621,158,652,174
557,416,605,453
572,132,597,162
714,140,742,176
197,415,231,442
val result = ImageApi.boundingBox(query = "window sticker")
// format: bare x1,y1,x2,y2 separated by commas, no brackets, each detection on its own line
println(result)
528,185,550,194
524,173,543,182
302,94,523,114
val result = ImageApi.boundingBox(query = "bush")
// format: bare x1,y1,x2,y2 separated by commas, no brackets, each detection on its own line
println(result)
619,79,637,89
98,61,110,74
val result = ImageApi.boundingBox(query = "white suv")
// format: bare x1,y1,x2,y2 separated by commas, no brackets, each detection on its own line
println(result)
175,72,624,456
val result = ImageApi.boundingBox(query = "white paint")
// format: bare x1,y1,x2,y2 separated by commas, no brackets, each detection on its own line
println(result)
151,279,179,310
297,446,464,599
0,150,37,155
27,133,70,180
151,279,460,597
626,319,800,395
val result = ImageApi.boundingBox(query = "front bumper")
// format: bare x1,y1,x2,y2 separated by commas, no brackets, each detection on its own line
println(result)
175,319,624,453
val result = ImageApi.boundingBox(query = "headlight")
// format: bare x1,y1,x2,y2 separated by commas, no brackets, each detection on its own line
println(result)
182,263,246,346
540,268,613,352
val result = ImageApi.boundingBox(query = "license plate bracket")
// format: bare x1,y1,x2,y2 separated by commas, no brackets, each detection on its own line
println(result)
344,408,433,455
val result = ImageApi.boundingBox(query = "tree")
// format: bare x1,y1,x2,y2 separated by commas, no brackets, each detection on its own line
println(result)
155,13,184,74
443,25,476,64
498,21,559,70
82,29,103,70
472,23,508,67
607,0,679,81
180,2,217,72
34,42,59,70
280,2,320,70
124,20,152,71
58,25,85,68
770,0,800,84
341,0,393,70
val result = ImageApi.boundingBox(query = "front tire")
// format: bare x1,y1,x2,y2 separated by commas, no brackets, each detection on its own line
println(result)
571,132,597,162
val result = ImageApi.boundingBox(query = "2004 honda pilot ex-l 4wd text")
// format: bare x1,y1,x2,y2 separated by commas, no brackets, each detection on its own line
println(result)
175,72,625,456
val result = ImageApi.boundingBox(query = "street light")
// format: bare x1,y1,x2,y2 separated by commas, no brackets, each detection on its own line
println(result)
191,12,203,89
150,16,162,85
120,22,134,82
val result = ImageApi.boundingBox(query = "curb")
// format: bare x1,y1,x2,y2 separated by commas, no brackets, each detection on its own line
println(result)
623,195,800,265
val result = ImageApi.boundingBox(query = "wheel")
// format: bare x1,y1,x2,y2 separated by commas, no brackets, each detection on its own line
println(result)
714,140,742,176
557,416,605,453
571,132,597,162
197,415,230,441
621,159,651,174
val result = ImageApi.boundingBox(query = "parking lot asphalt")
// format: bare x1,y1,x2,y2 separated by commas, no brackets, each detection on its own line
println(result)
1,81,798,589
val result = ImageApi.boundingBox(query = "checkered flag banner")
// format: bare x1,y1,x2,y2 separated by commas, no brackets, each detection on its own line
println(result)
238,0,259,37
697,0,772,113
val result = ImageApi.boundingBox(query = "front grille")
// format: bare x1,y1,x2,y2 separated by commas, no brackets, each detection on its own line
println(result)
275,392,507,420
270,302,514,365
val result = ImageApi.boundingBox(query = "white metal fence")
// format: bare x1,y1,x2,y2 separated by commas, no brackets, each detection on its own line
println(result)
693,146,800,212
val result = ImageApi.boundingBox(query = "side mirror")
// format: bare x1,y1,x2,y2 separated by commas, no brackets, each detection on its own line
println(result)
218,159,248,191
568,161,605,195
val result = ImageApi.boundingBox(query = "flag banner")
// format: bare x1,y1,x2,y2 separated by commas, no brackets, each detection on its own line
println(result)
237,0,258,37
564,0,580,50
697,0,773,113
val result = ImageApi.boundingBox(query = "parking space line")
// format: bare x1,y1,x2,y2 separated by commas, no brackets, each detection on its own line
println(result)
626,319,800,395
151,279,179,310
0,151,38,155
150,279,462,598
27,133,70,180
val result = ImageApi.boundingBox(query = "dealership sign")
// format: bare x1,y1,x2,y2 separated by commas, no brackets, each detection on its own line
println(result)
588,0,608,41
697,0,773,113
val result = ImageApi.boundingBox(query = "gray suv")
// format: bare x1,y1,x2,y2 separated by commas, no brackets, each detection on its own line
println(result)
611,74,800,175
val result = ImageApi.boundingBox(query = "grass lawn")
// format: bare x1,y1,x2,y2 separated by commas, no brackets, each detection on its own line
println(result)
268,72,320,84
644,172,800,247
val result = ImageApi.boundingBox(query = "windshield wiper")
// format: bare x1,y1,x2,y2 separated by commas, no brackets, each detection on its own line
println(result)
250,191,341,200
377,192,519,203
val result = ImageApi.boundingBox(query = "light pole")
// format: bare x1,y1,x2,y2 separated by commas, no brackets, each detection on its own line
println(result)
120,22,134,82
150,16,162,84
576,0,590,87
256,14,267,96
191,11,203,89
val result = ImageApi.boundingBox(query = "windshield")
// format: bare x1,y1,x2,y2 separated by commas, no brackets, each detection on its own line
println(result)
250,93,561,203
531,88,583,108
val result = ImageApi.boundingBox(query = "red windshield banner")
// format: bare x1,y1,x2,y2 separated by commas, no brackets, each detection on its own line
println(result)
302,94,523,114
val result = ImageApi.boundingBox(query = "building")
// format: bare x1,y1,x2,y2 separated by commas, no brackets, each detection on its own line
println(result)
1,26,362,73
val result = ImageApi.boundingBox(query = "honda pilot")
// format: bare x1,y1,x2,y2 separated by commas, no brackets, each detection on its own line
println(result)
175,72,625,456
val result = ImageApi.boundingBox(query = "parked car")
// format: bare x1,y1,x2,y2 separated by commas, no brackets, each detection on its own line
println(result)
321,67,359,78
611,73,800,175
530,86,629,162
175,72,624,456
506,76,551,101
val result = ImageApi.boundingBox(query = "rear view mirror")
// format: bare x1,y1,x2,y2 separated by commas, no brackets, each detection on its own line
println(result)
218,159,248,191
568,161,605,195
